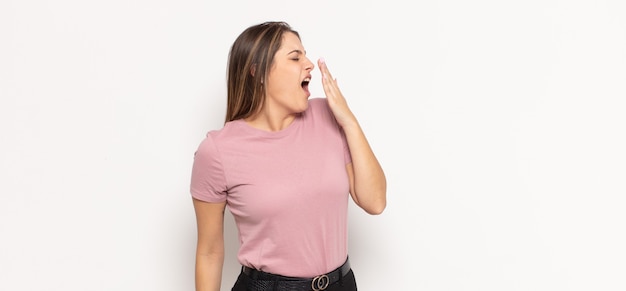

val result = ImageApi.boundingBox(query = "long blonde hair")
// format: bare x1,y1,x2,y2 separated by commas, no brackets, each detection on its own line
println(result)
225,21,300,123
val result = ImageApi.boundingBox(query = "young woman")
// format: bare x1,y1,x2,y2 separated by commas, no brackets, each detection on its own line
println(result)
190,21,386,291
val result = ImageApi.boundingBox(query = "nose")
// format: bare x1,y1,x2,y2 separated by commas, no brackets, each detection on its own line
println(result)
305,57,315,71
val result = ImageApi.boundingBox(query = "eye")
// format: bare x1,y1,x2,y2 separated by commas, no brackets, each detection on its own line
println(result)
291,58,300,61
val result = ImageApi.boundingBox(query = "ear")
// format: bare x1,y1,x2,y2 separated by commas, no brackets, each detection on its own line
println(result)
250,64,263,84
250,64,257,77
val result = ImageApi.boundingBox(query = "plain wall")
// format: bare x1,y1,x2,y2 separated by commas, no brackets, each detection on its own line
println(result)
1,0,625,290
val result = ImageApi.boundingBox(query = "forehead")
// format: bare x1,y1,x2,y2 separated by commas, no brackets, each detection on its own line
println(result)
278,32,304,52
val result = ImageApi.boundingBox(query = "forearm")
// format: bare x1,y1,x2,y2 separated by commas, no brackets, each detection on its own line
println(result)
343,120,387,214
195,250,224,291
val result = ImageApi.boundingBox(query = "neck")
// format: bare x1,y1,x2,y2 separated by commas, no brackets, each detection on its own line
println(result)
245,109,297,132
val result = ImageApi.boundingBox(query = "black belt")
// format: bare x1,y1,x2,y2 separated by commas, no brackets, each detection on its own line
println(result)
241,258,351,291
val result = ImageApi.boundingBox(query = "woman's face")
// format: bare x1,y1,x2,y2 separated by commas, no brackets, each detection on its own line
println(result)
264,32,315,116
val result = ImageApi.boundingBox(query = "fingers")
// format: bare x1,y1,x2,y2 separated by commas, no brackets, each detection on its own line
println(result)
318,58,340,98
319,58,332,96
321,70,335,98
318,58,336,82
317,58,353,126
318,58,330,80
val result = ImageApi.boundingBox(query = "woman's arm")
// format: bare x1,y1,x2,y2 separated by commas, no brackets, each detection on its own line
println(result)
192,198,227,291
318,58,387,215
344,129,387,215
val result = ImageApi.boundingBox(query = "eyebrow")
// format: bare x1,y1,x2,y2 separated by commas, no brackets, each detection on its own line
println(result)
287,49,306,55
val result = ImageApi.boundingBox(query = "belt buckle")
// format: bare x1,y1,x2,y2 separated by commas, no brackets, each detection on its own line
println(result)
311,274,329,291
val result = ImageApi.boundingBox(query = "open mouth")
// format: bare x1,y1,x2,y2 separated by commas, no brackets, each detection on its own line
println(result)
301,77,311,96
301,77,311,89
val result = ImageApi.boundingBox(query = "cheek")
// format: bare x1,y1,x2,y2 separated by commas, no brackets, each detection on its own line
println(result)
266,66,300,92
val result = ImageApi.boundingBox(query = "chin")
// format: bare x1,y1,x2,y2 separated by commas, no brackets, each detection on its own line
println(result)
295,100,309,113
298,104,309,113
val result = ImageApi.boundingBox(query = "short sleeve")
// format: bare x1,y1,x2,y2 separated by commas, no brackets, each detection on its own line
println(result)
190,134,228,202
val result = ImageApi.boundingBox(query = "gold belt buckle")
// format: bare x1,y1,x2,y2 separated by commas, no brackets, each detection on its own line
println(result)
311,274,329,291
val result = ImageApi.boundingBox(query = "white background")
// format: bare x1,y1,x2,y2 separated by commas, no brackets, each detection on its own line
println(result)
1,0,625,290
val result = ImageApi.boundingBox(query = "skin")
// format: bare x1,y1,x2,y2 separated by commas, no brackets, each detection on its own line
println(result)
246,32,314,131
193,31,386,291
318,57,387,215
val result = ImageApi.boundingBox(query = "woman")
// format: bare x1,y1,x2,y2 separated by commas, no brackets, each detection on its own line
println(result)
190,21,386,291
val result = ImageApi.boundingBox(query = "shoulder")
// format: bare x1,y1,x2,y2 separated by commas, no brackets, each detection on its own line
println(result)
305,98,333,119
302,98,343,133
194,123,232,157
197,120,243,148
307,97,329,110
194,131,220,162
192,129,230,182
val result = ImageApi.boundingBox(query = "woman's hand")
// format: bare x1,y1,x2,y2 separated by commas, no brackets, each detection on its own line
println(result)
318,58,357,128
317,58,387,215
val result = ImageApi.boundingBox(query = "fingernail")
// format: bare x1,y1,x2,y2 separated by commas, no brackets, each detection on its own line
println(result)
320,58,325,64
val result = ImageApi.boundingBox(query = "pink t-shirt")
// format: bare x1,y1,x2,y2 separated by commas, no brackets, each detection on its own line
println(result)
190,98,352,277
